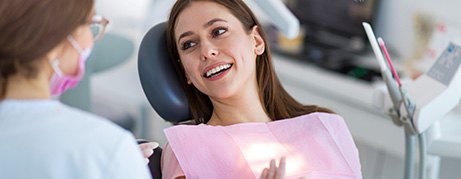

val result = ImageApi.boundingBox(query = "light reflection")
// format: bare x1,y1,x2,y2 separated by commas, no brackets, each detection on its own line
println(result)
242,142,307,177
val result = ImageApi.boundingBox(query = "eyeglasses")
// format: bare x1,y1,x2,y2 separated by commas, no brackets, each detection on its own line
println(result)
90,14,109,41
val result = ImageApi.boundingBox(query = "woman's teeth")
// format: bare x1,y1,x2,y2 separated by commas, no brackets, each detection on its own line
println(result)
205,64,232,78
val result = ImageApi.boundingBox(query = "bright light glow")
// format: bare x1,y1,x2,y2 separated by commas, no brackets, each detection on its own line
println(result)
242,142,307,177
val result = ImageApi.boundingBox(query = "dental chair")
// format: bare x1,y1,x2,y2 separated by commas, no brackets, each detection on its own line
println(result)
138,22,191,179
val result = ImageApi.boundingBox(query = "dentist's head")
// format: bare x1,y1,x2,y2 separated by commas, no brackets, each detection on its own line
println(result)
0,0,108,98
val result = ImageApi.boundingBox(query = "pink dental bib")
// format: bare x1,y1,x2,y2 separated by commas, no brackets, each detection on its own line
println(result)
163,112,362,179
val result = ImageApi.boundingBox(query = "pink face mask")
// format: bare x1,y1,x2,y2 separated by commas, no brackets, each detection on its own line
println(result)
49,36,92,96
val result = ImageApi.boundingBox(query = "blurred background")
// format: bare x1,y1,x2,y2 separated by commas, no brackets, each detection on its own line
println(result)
59,0,461,178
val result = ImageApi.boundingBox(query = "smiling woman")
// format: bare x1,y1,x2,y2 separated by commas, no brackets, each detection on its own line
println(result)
174,9,265,106
159,0,362,178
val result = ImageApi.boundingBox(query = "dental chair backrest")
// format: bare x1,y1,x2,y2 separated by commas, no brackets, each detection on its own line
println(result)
137,22,191,178
138,22,191,123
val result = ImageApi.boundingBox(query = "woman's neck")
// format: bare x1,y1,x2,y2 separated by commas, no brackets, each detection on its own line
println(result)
4,72,51,100
207,86,271,126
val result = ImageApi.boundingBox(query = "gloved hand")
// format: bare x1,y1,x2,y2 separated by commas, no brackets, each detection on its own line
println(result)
137,139,159,164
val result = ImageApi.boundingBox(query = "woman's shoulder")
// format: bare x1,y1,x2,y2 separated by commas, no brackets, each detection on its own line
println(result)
161,142,186,178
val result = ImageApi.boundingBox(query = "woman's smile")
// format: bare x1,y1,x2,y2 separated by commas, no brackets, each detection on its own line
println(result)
203,63,233,80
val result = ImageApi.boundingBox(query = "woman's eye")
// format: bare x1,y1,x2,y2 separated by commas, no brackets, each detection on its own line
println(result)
181,41,196,50
211,27,228,37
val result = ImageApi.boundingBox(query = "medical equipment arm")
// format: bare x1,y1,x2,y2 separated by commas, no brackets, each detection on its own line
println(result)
252,0,300,39
364,22,461,179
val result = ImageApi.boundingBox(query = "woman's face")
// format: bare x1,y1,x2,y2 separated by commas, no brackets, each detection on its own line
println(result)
58,13,95,76
175,1,264,99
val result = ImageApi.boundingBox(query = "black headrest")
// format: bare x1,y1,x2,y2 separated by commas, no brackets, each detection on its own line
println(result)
138,22,191,123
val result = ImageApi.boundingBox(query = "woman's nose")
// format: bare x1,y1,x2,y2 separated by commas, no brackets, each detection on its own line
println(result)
200,40,218,61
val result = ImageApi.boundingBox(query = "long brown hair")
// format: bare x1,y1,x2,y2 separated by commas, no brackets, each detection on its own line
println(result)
0,0,94,98
166,0,333,124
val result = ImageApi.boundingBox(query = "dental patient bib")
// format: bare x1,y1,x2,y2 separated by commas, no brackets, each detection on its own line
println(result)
162,112,362,179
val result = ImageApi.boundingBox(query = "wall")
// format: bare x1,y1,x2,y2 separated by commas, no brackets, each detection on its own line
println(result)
374,0,461,60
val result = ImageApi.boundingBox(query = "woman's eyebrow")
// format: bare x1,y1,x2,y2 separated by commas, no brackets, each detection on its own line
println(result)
177,18,228,43
204,18,227,28
178,31,193,44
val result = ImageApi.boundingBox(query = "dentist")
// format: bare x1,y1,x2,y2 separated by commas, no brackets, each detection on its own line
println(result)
0,0,153,178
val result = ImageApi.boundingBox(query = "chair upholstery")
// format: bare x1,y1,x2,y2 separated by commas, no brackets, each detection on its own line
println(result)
138,22,194,178
138,22,191,124
147,147,163,179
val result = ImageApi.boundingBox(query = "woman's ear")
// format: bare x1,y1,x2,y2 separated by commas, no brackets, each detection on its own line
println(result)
251,26,265,55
